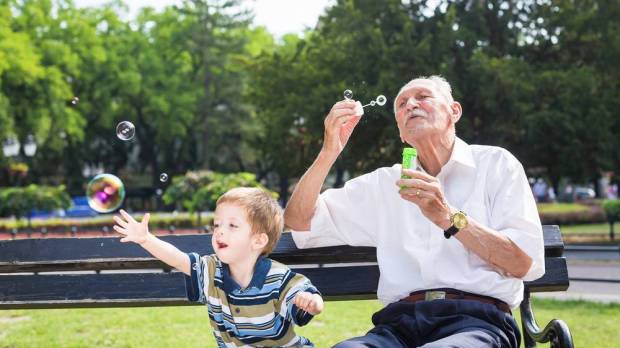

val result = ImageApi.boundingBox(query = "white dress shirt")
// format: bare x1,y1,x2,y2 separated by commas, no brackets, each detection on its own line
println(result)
292,137,545,308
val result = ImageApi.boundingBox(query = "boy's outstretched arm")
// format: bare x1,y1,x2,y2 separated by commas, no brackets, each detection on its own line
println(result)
113,209,190,275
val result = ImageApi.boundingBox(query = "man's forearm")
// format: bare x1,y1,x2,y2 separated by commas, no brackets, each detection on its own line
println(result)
455,218,533,278
140,234,191,275
284,150,338,230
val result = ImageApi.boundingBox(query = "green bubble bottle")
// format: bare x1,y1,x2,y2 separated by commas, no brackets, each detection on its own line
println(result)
401,147,417,179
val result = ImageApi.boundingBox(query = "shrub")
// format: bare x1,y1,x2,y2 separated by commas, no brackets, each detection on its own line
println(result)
602,200,620,222
0,185,72,226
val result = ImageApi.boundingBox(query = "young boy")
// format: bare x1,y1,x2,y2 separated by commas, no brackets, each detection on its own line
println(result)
113,187,323,347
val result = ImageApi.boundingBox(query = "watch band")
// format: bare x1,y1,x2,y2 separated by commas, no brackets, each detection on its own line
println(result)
443,226,459,239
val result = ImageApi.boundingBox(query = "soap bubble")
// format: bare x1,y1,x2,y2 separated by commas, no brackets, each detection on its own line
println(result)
343,89,353,100
86,173,126,213
376,95,387,106
160,173,168,182
70,97,79,105
116,121,135,141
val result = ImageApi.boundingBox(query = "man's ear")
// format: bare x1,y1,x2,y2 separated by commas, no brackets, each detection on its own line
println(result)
253,233,269,251
450,101,463,123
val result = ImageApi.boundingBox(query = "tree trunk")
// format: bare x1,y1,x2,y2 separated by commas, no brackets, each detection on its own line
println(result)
279,175,289,207
334,166,345,188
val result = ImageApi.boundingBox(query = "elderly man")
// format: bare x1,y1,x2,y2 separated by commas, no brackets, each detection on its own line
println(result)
284,76,545,348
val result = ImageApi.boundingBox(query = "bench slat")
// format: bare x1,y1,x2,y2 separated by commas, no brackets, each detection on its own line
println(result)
0,265,380,309
0,226,563,273
0,256,566,310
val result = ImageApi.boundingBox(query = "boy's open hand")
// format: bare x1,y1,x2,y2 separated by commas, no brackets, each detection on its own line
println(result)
113,209,151,245
293,291,324,316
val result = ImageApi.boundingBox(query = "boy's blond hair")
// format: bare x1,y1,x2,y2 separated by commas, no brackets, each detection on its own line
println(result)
216,187,283,256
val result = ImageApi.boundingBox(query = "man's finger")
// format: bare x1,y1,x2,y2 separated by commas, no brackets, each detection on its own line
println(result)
402,169,438,183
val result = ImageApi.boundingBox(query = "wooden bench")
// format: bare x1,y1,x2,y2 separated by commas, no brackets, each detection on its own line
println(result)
0,225,573,347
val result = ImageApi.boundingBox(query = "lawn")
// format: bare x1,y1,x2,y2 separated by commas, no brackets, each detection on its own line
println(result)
537,203,590,214
0,299,617,347
560,223,610,234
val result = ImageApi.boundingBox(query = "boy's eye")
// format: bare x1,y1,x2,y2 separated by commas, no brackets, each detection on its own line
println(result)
213,223,220,228
229,223,238,228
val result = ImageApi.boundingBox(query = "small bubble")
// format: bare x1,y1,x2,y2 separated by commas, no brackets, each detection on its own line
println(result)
70,97,79,105
159,173,168,182
370,101,376,106
376,95,387,106
116,121,135,141
343,89,353,100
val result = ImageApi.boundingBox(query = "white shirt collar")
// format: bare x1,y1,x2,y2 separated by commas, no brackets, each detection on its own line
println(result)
449,137,476,169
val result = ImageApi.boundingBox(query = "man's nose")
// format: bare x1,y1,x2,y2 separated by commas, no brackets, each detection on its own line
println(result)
405,97,418,110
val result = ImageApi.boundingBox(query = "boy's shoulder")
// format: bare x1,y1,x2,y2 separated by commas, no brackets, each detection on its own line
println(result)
264,258,297,284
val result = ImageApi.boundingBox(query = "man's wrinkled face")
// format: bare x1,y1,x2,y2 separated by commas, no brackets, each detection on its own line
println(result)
394,80,456,143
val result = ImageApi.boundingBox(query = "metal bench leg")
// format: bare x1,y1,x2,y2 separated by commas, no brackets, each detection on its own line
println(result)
520,289,574,348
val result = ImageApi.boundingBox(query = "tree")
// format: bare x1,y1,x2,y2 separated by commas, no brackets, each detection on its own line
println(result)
0,184,72,227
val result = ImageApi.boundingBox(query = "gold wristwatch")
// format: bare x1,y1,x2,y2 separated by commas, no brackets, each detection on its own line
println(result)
444,210,468,239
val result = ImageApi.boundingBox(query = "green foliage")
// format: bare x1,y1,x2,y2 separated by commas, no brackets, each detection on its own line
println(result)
602,200,620,222
192,172,277,212
162,170,216,210
0,184,71,223
163,171,277,213
1,0,620,204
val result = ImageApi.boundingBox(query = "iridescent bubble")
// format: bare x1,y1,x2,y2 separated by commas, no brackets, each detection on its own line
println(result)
159,173,168,182
343,89,353,100
376,95,387,106
86,173,126,213
116,121,135,141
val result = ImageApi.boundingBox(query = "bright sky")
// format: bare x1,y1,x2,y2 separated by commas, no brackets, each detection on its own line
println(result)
74,0,333,38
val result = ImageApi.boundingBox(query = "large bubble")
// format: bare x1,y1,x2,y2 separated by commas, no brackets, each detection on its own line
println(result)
86,173,126,213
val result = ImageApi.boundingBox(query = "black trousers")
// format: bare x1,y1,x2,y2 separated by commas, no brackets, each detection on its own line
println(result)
333,299,520,348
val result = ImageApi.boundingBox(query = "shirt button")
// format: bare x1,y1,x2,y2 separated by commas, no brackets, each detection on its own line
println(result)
235,308,240,314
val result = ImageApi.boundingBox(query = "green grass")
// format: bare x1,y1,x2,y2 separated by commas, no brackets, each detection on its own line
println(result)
537,203,590,214
560,223,611,234
0,299,618,347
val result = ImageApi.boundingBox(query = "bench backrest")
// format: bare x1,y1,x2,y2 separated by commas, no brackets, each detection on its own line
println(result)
0,225,568,309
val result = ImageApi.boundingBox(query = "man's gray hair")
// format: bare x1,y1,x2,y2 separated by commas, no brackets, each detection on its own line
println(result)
393,75,454,114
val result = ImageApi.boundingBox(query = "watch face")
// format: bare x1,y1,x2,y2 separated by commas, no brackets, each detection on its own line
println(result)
453,212,468,229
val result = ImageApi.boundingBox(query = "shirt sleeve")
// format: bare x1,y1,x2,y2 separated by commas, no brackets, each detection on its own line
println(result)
280,272,321,326
291,168,388,248
184,252,209,304
487,150,546,281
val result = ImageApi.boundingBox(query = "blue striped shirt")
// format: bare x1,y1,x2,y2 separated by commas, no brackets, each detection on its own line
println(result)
185,253,320,347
